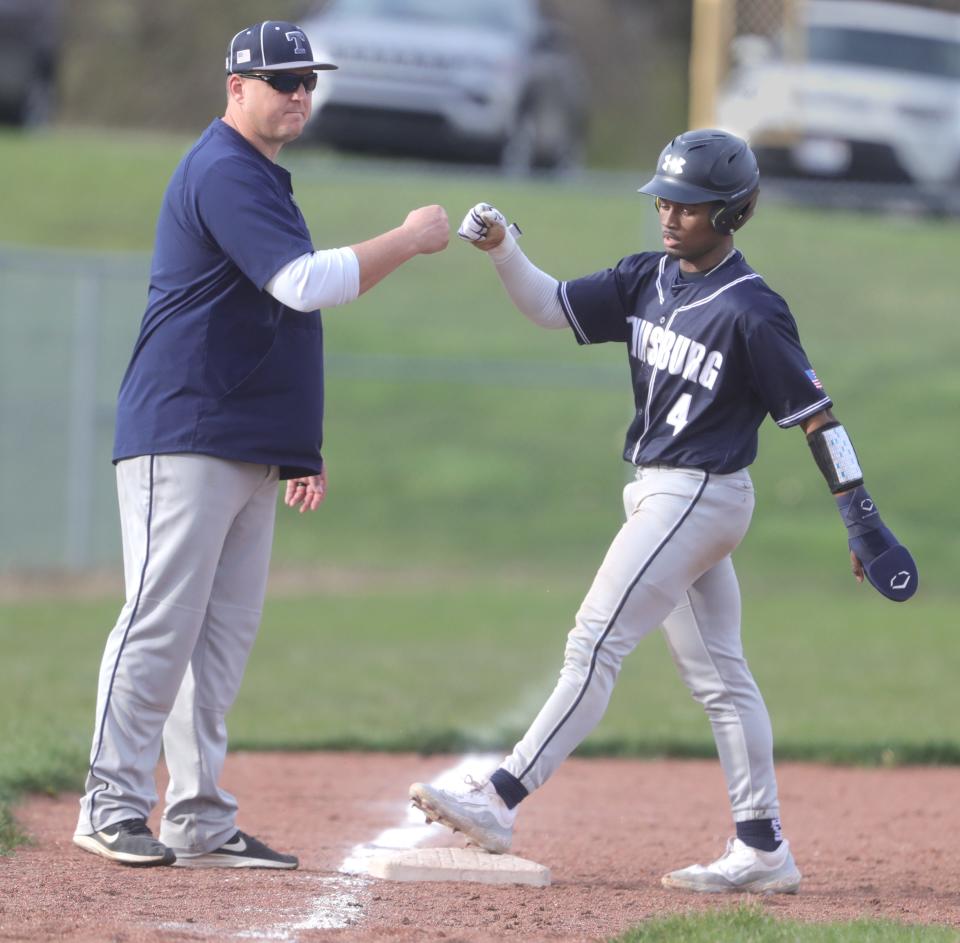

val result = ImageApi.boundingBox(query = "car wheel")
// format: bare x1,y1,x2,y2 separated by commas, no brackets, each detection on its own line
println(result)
500,107,539,175
535,96,584,173
501,94,583,175
19,68,55,127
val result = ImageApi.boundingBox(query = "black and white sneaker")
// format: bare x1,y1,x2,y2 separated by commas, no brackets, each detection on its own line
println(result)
172,831,298,869
73,818,176,867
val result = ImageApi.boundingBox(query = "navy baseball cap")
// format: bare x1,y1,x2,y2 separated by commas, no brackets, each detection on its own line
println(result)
226,21,337,73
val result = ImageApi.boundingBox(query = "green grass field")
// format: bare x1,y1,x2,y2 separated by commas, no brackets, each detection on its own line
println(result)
612,905,959,942
1,128,958,941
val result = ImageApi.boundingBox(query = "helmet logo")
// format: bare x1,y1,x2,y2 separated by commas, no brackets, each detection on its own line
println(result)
662,156,686,175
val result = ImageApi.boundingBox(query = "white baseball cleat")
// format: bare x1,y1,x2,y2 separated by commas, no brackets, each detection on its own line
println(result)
409,777,516,854
661,837,801,894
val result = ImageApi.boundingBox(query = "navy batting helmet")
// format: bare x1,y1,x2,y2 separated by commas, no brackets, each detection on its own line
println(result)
639,129,760,234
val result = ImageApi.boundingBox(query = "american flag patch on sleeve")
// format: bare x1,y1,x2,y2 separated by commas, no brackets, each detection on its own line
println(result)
805,368,824,390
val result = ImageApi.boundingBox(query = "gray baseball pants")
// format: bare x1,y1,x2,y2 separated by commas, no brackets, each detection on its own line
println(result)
75,454,279,854
501,465,780,823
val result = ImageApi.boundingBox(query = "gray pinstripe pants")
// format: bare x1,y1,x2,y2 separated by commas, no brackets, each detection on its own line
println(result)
501,465,781,823
75,454,279,854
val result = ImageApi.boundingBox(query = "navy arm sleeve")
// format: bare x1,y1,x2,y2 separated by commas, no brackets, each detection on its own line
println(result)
743,306,833,427
195,158,314,291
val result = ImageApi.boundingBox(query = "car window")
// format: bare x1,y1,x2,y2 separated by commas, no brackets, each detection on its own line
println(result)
808,25,960,80
322,0,534,33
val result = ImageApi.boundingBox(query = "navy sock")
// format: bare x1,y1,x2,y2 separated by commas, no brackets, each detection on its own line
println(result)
736,817,783,852
489,768,528,810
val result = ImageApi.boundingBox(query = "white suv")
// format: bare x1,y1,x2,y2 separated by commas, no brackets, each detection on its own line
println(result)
716,0,960,185
298,0,588,172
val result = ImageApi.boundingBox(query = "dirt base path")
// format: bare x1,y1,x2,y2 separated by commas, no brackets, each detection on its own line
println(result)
3,754,959,942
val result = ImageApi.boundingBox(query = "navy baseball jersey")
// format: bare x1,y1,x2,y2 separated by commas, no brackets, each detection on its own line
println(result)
113,119,323,479
559,251,832,472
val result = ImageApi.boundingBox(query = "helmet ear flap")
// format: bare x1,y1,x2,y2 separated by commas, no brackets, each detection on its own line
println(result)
709,202,729,233
710,190,759,234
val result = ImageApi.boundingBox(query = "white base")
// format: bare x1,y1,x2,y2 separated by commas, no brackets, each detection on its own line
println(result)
366,847,551,886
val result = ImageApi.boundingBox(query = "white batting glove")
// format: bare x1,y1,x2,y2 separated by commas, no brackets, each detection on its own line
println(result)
457,202,522,253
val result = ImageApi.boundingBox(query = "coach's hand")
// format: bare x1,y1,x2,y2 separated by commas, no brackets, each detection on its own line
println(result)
458,202,515,252
403,205,450,255
285,465,327,514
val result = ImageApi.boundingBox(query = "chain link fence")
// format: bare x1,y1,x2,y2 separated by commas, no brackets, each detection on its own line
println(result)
734,0,793,36
0,247,146,571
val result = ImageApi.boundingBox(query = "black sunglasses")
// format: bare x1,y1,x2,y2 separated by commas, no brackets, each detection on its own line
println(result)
243,72,319,93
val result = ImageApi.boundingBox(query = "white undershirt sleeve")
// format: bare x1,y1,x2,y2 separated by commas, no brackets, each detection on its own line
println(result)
487,236,567,330
265,247,360,312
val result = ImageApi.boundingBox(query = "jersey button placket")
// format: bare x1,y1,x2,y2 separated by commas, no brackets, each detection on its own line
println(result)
633,306,682,464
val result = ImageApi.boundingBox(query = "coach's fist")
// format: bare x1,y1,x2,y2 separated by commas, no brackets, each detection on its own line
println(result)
403,205,450,255
458,202,510,251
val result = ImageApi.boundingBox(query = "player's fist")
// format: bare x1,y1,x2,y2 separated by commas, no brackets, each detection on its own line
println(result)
403,205,450,255
458,202,511,251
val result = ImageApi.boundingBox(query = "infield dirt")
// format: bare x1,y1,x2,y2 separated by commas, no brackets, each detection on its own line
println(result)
4,753,959,941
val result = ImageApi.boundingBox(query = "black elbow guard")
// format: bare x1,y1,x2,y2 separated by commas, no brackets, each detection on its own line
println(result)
807,422,865,494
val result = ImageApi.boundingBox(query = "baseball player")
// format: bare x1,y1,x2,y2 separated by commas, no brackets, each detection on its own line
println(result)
410,129,917,893
72,20,448,869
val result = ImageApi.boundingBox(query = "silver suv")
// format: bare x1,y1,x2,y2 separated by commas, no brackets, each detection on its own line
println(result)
716,0,960,185
299,0,589,172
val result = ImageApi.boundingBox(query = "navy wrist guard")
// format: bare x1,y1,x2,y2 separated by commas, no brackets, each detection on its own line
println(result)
835,486,918,602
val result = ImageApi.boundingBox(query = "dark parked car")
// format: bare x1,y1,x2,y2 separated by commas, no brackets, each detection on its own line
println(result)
0,0,61,126
299,0,589,172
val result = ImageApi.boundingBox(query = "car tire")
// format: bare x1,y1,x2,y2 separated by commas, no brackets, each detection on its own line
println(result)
536,96,584,173
18,66,55,127
501,94,583,175
500,106,539,175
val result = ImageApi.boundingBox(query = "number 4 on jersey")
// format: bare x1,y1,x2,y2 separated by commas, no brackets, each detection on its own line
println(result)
666,393,692,436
